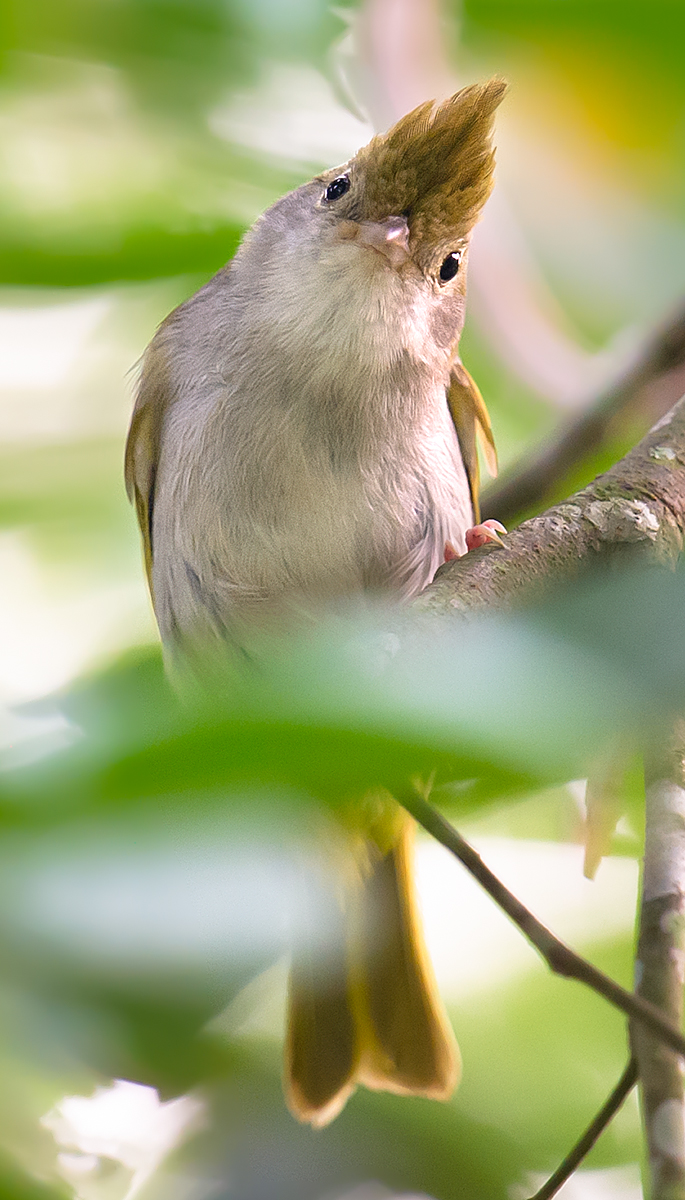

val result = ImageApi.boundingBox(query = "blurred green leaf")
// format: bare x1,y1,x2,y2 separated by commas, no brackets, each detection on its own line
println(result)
5,564,685,830
0,1159,66,1200
156,1042,528,1200
454,931,638,1170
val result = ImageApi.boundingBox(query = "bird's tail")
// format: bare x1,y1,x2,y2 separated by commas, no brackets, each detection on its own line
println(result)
285,807,460,1127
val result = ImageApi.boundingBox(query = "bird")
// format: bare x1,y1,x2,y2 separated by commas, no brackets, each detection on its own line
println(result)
125,77,506,1128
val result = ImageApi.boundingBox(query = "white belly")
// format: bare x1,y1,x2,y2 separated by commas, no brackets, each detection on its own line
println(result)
151,382,472,643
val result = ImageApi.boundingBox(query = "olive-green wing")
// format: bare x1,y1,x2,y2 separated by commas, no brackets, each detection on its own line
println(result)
124,340,170,596
446,360,498,522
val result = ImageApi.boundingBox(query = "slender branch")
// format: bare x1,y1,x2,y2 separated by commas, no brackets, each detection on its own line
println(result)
400,787,685,1060
630,726,685,1200
481,302,685,528
527,1057,638,1200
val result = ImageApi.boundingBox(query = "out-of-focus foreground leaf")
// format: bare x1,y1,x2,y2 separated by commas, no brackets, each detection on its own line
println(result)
0,1156,66,1200
0,563,677,1194
0,564,680,1020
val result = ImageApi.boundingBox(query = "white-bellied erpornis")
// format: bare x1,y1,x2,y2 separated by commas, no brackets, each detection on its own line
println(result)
125,78,507,1127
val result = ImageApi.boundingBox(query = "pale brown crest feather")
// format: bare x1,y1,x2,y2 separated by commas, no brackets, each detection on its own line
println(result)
386,99,434,145
124,342,171,595
354,78,507,269
447,362,498,523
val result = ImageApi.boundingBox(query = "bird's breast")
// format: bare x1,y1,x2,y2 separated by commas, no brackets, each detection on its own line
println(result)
151,363,472,643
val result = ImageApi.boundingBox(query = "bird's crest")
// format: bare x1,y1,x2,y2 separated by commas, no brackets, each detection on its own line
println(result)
354,79,507,268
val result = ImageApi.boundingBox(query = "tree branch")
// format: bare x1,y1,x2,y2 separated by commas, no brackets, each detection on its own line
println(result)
631,726,685,1200
482,302,685,528
400,787,685,1061
415,391,685,618
527,1057,638,1200
406,394,685,1196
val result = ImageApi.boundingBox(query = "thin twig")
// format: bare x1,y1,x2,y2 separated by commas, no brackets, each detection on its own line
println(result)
527,1057,638,1200
400,787,685,1060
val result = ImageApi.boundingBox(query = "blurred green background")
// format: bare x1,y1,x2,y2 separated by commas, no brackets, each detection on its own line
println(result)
1,0,685,1197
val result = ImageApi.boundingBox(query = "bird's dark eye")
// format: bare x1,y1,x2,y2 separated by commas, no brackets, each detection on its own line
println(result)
324,175,350,202
439,251,462,283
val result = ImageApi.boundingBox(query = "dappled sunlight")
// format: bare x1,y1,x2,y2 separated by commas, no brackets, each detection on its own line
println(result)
42,1080,205,1200
519,1166,642,1200
0,530,152,703
209,61,374,170
419,837,638,999
0,280,185,443
0,295,109,395
0,59,170,223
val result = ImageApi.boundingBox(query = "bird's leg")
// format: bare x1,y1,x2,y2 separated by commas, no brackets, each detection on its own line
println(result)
444,520,506,561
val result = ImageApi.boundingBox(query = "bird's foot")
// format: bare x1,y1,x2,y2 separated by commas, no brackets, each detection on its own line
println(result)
444,520,507,562
466,519,507,551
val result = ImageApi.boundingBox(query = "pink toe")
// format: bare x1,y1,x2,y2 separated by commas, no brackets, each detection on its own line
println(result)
465,520,507,552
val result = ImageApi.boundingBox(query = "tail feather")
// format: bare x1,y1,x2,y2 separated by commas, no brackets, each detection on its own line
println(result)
355,819,460,1098
285,811,459,1126
285,882,358,1127
285,961,358,1127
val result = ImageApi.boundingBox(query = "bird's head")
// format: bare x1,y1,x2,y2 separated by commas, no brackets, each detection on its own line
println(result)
236,78,506,376
314,78,506,300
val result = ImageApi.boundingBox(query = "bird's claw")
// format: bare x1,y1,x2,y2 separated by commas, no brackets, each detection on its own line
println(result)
444,520,507,562
465,520,507,551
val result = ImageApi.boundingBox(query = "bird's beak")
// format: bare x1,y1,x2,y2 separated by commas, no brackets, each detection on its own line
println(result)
346,216,410,267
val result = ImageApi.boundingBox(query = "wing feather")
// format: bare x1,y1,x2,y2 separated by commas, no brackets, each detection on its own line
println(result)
124,341,171,595
446,361,498,522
